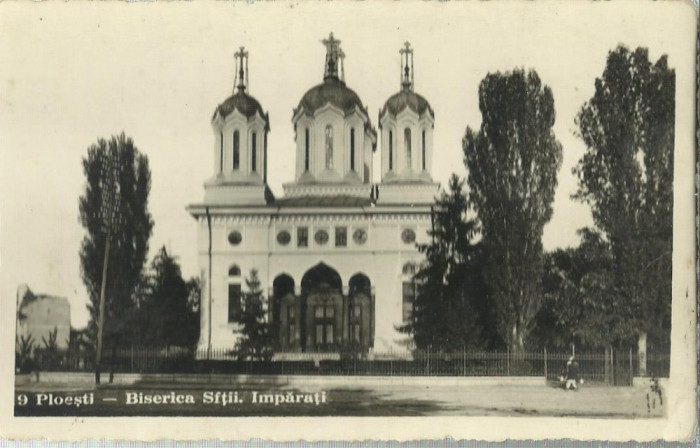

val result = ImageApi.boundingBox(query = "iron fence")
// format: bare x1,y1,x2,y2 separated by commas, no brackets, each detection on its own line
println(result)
27,346,669,384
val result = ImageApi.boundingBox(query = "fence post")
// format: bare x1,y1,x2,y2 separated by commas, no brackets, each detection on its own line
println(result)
463,346,466,376
130,344,134,373
427,347,430,376
629,347,633,386
544,347,548,380
611,346,615,385
506,346,510,376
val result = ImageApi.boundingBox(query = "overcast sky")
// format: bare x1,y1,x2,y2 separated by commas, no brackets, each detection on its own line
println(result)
1,2,693,329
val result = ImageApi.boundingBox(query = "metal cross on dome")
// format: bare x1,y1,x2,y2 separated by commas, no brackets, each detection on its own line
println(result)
322,32,344,81
234,46,249,93
399,41,414,90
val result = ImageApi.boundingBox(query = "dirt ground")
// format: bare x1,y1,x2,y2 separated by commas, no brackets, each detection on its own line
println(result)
15,378,664,418
370,383,664,418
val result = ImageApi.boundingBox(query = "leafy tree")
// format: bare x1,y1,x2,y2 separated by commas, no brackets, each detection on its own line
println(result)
463,69,563,352
533,229,615,349
573,46,674,353
400,174,485,351
136,247,200,348
233,269,273,360
79,133,153,349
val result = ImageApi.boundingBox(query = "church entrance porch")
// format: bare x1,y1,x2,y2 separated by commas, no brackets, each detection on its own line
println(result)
272,263,374,354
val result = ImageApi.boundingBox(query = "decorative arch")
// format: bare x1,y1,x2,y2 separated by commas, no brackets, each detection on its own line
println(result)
348,273,373,347
228,264,241,276
226,264,242,323
273,273,297,351
301,262,342,293
273,273,295,296
349,273,371,297
402,262,417,276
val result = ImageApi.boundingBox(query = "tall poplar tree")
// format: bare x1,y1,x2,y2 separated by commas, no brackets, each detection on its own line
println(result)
79,133,153,348
463,69,562,352
574,46,674,357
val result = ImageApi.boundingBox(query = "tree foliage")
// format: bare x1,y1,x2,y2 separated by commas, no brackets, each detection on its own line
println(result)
533,229,615,349
463,69,563,352
400,174,485,351
79,133,153,347
573,46,674,349
135,247,200,348
233,269,273,360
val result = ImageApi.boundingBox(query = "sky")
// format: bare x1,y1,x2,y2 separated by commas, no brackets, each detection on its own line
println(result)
0,1,694,330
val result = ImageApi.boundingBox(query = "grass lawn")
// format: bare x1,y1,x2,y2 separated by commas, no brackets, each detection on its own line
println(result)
14,379,664,418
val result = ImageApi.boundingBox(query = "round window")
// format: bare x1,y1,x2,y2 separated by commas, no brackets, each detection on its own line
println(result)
314,229,329,245
353,228,367,245
227,230,242,246
277,230,291,246
401,228,416,244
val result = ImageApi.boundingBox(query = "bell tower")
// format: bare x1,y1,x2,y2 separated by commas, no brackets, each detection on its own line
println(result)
377,42,439,205
203,47,272,206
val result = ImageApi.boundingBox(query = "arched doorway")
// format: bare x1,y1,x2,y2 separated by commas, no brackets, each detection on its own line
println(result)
301,263,343,353
273,274,296,351
348,273,372,349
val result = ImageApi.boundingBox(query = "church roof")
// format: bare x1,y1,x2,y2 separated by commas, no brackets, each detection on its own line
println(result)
274,195,372,207
214,91,269,125
380,89,434,119
296,78,366,116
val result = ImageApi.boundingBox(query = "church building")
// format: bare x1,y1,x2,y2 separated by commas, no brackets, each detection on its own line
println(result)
188,34,439,357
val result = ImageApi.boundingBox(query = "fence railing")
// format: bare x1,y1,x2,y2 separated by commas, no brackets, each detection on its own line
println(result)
25,346,670,384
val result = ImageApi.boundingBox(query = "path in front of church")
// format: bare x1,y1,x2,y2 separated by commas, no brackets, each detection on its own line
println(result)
14,378,663,418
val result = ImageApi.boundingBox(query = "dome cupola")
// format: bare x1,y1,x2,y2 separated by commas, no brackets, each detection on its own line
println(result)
375,42,439,205
204,47,273,206
379,42,435,185
285,33,376,199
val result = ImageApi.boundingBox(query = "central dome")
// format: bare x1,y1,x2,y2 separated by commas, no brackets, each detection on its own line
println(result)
296,78,365,116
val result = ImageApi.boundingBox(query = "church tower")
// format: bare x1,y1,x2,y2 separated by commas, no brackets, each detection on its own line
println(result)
284,33,377,200
377,42,439,205
204,47,272,205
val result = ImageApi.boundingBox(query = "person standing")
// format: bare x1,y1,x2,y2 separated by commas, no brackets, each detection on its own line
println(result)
565,356,582,390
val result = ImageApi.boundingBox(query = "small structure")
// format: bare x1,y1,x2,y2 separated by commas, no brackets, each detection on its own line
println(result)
16,284,70,352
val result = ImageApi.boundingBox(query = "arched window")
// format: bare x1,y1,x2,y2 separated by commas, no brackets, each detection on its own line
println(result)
233,130,240,170
404,128,412,168
304,128,310,171
350,128,355,172
251,132,257,172
227,264,242,322
402,262,417,322
421,130,426,171
219,131,224,173
325,125,333,169
389,130,393,171
228,264,241,276
402,262,417,276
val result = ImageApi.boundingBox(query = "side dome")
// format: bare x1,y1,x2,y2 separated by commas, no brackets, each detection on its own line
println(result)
296,78,366,116
214,91,269,126
380,89,434,119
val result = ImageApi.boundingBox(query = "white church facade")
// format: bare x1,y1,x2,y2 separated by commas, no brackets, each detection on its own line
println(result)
188,34,439,356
